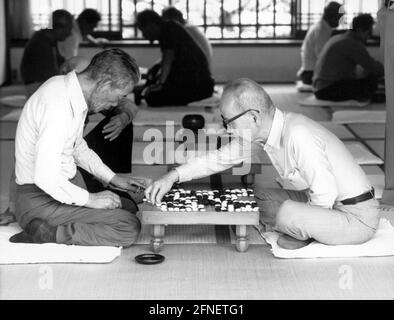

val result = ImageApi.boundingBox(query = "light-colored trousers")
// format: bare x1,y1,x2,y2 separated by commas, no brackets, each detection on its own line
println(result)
254,187,381,245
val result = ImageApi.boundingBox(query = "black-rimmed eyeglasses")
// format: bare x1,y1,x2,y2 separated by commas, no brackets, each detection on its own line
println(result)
221,109,260,129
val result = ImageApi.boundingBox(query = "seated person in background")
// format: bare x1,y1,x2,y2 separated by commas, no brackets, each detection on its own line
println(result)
146,78,380,250
58,8,108,61
135,10,214,107
297,1,343,85
313,14,384,101
10,49,148,246
61,56,138,195
20,9,74,98
162,6,213,69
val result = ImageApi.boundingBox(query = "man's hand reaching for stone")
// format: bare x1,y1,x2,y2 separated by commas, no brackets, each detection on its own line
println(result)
144,170,179,205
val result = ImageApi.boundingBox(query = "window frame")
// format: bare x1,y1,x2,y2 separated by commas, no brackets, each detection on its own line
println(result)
105,0,299,40
27,0,381,41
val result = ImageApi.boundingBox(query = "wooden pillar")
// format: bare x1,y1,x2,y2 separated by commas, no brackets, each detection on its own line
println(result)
0,0,6,85
381,4,394,204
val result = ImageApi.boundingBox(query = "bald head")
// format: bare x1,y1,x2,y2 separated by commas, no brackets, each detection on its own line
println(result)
221,78,275,114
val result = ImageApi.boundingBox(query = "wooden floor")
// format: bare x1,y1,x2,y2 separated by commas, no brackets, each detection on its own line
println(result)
1,84,393,300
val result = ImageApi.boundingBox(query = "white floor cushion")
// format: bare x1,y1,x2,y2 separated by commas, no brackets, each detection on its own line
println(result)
263,218,394,259
0,223,121,264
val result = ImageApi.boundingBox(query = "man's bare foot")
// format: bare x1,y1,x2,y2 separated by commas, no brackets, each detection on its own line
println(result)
277,234,314,250
0,209,17,226
9,231,34,243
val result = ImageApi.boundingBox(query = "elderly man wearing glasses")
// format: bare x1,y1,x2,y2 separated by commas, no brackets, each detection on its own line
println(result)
145,78,380,250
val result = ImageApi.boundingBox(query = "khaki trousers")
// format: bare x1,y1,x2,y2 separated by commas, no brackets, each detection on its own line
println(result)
254,187,380,245
15,171,141,247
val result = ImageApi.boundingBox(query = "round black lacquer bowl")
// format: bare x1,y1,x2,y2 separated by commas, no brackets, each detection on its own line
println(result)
182,114,205,132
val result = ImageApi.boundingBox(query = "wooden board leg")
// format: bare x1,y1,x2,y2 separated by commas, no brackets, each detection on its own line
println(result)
241,174,255,187
235,225,249,252
150,224,165,253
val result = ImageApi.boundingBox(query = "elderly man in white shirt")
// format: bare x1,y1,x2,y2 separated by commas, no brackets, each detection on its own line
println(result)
297,2,343,85
10,49,147,247
145,78,380,250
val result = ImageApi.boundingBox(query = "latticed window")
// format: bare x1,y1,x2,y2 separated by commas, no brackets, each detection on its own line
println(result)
30,0,379,40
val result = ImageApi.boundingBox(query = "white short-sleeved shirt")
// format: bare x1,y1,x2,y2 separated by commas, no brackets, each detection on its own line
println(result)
299,19,332,72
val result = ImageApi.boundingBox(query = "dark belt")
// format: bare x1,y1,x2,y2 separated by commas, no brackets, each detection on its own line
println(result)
340,188,375,205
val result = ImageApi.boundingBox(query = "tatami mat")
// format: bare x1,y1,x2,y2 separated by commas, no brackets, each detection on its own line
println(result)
264,85,331,122
135,223,266,246
319,122,355,140
0,122,17,140
0,109,22,121
136,224,218,245
134,125,183,141
362,165,384,175
348,124,385,139
1,242,393,299
344,141,383,164
0,95,26,108
134,106,221,126
0,84,25,97
365,140,385,160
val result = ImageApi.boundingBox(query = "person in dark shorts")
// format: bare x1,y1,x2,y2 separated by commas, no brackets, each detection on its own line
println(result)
161,6,213,69
135,9,214,107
